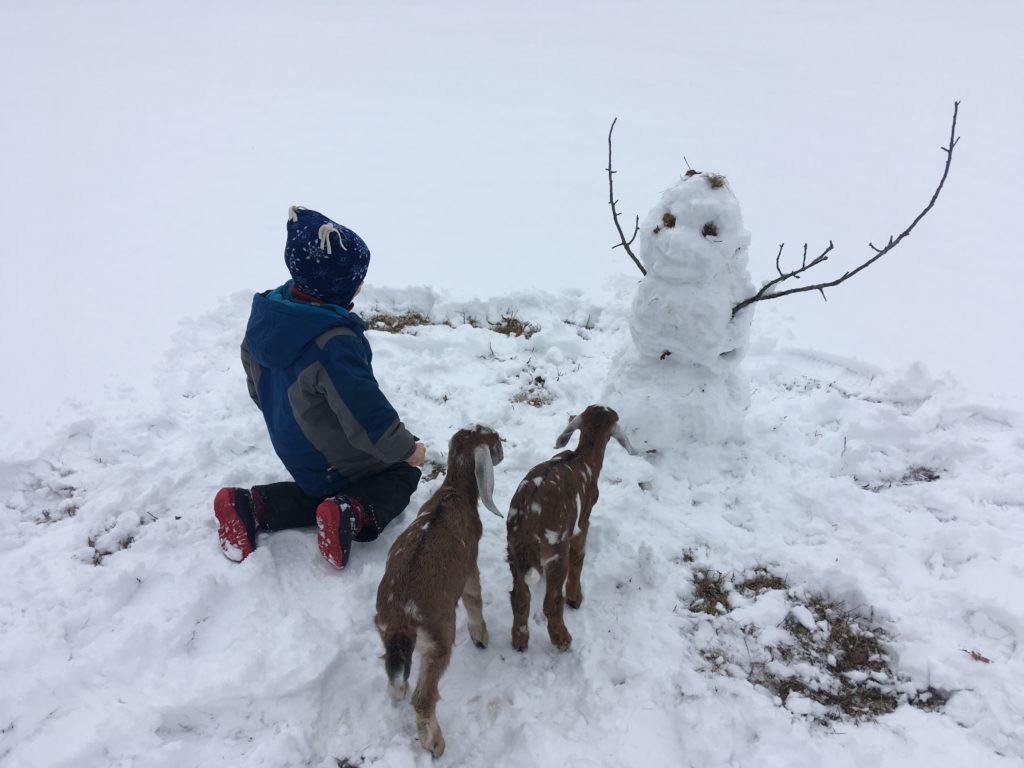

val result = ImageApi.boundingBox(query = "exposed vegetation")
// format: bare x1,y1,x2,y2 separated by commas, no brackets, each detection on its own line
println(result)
422,460,445,482
750,593,904,721
39,503,79,525
87,534,135,566
512,372,553,408
689,570,731,615
685,564,948,722
735,567,789,596
861,464,942,492
490,311,540,340
365,308,543,345
364,311,433,334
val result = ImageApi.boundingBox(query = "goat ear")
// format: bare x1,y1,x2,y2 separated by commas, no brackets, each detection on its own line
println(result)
473,444,504,518
554,414,582,449
611,423,638,455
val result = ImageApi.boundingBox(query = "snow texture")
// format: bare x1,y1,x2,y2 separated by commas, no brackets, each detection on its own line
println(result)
3,2,1024,765
2,286,1023,767
607,173,756,448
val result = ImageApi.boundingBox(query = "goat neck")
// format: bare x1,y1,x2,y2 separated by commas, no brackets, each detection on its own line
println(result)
441,451,480,505
571,430,611,470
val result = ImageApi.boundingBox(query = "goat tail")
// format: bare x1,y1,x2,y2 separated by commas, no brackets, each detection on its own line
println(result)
383,630,414,700
509,542,543,588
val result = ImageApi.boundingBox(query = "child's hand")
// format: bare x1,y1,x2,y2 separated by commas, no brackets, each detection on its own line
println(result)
405,442,427,467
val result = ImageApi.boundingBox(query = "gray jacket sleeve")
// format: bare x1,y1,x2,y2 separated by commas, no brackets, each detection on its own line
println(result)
240,339,261,410
312,328,417,465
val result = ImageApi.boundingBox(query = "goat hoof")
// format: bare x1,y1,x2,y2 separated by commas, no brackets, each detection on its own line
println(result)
417,719,445,759
429,736,446,759
512,626,529,652
549,630,573,651
387,681,409,701
566,597,583,610
470,625,489,649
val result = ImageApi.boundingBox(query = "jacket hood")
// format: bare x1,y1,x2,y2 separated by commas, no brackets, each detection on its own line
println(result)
245,282,367,368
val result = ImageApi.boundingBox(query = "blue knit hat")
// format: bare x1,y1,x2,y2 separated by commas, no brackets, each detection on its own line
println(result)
284,205,371,307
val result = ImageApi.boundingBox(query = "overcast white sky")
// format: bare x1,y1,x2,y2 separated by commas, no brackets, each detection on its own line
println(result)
2,0,1022,454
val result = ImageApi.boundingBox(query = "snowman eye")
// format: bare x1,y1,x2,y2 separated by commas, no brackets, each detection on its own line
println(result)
702,222,719,238
661,212,676,228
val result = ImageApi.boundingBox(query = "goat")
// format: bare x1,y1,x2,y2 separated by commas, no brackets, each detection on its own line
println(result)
506,405,634,651
374,424,504,759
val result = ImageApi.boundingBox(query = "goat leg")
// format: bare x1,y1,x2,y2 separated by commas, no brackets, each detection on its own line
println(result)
462,562,489,649
510,567,532,652
543,551,573,650
411,630,452,759
565,525,589,609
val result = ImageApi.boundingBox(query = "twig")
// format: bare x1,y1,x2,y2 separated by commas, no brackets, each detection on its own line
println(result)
607,118,647,276
732,101,961,317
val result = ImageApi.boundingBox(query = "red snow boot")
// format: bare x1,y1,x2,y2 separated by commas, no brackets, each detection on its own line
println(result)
315,495,367,569
214,487,258,562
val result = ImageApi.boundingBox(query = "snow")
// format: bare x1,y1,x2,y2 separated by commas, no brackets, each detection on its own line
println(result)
3,0,1024,766
607,171,756,445
3,286,1024,766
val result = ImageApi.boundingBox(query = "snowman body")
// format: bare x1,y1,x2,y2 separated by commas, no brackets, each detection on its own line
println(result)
606,173,756,449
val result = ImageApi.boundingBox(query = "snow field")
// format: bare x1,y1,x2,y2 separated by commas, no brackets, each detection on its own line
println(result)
1,286,1023,766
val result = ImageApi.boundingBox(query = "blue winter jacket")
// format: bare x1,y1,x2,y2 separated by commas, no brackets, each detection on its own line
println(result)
240,282,417,497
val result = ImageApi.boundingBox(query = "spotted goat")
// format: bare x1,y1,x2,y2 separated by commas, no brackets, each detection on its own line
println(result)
374,424,504,759
506,405,635,651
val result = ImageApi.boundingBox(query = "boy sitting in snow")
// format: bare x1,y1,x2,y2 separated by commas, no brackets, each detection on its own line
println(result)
214,206,426,568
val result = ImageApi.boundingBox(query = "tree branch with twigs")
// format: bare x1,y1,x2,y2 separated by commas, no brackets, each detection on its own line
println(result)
731,101,961,317
606,103,961,317
607,117,646,276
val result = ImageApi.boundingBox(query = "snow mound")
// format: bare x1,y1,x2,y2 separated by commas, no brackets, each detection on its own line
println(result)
2,286,1023,767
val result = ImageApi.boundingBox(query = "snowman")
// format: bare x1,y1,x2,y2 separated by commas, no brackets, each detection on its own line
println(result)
605,171,756,451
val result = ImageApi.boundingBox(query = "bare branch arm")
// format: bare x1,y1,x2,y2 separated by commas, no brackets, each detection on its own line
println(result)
607,118,647,276
732,101,961,317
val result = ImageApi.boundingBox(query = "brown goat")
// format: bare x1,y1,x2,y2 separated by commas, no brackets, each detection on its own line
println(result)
506,405,634,651
374,424,504,759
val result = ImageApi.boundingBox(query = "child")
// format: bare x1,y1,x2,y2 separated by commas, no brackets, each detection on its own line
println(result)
214,205,426,569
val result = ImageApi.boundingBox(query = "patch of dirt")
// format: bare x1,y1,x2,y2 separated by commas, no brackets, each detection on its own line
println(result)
902,465,940,483
87,534,135,566
759,594,901,720
512,375,553,408
861,464,941,492
422,461,445,482
39,502,79,525
364,311,433,334
490,311,540,340
735,567,789,596
689,570,731,615
687,565,948,722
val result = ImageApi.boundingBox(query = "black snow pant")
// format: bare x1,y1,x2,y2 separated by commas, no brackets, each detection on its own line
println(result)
252,463,421,542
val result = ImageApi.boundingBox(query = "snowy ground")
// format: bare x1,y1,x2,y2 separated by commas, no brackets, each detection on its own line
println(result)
4,1,1024,766
2,285,1023,767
